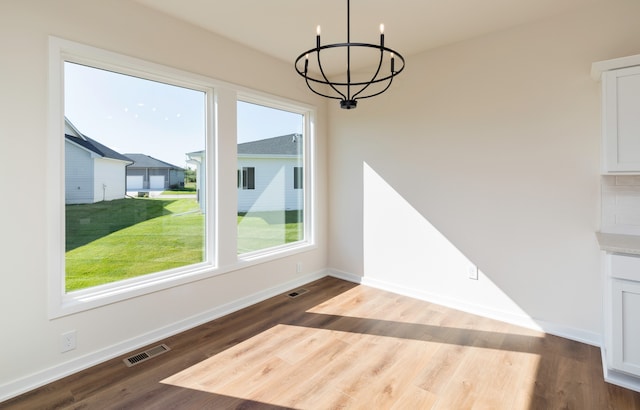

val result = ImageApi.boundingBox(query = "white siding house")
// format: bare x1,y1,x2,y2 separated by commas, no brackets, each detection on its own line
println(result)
187,135,304,214
64,118,132,204
237,134,303,212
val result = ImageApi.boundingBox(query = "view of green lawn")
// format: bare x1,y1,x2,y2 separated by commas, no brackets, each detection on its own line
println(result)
65,198,204,291
237,210,304,254
65,198,303,292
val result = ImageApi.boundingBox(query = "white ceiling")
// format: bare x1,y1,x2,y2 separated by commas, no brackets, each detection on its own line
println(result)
135,0,601,74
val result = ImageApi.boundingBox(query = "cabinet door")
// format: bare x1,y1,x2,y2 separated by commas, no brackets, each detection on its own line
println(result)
612,279,640,376
603,66,640,172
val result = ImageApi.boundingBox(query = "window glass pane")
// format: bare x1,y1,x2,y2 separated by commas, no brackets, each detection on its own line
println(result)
237,101,304,254
64,62,206,292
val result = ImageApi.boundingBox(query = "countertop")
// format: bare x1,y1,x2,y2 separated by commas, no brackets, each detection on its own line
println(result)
596,232,640,255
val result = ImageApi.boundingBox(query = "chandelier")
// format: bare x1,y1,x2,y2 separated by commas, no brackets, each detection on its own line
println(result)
294,0,405,110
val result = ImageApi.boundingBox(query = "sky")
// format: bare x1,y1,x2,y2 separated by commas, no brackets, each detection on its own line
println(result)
64,62,303,168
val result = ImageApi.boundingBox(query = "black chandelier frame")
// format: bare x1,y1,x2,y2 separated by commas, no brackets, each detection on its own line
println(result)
294,0,405,109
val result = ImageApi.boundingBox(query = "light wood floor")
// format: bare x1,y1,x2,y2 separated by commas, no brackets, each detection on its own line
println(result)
4,277,640,409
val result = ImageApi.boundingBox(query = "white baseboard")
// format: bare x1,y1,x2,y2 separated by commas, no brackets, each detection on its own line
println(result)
0,270,327,403
327,268,362,284
328,269,601,347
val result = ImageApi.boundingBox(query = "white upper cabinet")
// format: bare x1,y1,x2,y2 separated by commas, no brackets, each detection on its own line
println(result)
593,55,640,174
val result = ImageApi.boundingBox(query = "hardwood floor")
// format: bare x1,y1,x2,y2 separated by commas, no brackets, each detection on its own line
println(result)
4,277,640,409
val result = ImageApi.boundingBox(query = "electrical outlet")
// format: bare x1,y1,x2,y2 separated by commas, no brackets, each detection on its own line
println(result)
61,330,77,353
468,265,479,280
296,262,302,273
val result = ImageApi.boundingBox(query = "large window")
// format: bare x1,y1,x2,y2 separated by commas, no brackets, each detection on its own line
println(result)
64,62,207,292
237,101,306,255
48,37,314,317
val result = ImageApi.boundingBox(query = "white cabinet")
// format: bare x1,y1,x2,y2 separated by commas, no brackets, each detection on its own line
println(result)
604,254,640,378
611,278,640,375
602,66,640,172
592,55,640,173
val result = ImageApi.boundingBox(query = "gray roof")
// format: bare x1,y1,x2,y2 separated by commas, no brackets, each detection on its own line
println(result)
237,134,303,156
65,134,132,163
125,153,184,170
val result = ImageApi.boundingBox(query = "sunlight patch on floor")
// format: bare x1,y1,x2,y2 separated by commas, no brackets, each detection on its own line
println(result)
162,317,544,408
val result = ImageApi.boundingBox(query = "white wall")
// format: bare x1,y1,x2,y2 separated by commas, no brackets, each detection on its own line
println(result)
328,0,640,343
0,0,327,400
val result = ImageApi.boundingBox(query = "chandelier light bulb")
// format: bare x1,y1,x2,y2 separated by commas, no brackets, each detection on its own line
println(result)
379,24,384,34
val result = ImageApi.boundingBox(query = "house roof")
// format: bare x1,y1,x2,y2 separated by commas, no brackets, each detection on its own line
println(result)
65,134,132,163
237,134,303,156
125,153,185,170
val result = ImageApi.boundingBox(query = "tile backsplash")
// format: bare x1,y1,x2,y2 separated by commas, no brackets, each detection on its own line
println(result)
602,176,640,234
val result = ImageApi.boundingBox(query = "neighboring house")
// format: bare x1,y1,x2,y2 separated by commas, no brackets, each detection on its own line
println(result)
237,133,304,212
64,118,132,204
124,154,185,191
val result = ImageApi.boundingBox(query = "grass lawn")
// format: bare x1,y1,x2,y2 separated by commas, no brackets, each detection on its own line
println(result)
65,198,204,291
65,200,303,292
237,210,303,254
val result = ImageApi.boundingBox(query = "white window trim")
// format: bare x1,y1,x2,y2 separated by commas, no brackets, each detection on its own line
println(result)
47,37,316,318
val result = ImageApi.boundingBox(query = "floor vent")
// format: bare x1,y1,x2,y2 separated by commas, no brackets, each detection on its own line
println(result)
288,288,309,298
123,344,170,367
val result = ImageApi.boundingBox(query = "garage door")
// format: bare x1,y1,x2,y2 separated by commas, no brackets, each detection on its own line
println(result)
150,175,165,190
127,175,143,190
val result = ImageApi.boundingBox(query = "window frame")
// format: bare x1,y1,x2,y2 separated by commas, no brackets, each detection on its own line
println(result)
48,37,217,318
47,37,316,318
